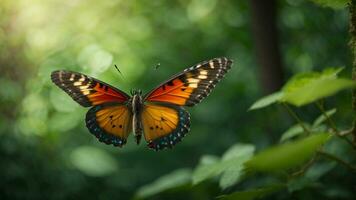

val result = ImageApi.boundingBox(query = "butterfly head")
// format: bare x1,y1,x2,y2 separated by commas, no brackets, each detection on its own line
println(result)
130,89,142,96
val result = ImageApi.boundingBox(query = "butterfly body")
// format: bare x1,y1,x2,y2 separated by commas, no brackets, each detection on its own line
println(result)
130,89,144,144
51,57,232,150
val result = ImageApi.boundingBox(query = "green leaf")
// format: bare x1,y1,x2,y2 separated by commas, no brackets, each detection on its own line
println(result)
222,144,255,161
310,0,349,9
192,155,221,185
282,67,343,93
192,144,255,187
283,78,356,106
219,144,255,189
312,108,337,128
249,91,283,111
283,73,321,93
246,133,331,172
280,123,311,142
70,146,118,177
200,154,220,165
218,184,285,200
250,68,346,109
320,67,344,77
135,168,192,199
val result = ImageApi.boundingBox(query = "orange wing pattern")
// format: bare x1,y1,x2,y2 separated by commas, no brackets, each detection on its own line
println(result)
51,70,130,107
144,57,232,106
86,104,132,147
141,104,190,150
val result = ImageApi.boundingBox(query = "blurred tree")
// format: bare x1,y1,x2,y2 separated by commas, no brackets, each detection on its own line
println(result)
250,0,284,93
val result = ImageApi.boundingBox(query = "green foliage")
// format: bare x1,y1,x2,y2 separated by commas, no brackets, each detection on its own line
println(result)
0,1,354,199
282,78,355,106
135,169,192,199
280,123,311,142
282,67,342,92
280,108,336,142
281,68,354,106
192,155,221,185
312,108,337,128
219,144,255,189
249,92,283,110
287,162,336,192
218,184,285,200
250,67,355,109
310,0,349,9
246,133,331,172
192,144,255,189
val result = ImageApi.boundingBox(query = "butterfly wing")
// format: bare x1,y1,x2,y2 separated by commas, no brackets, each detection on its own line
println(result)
51,70,132,146
86,103,132,147
51,70,130,107
144,57,233,106
141,104,190,150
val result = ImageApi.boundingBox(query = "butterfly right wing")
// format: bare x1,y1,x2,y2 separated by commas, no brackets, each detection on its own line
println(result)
141,104,190,150
86,103,132,147
144,57,232,106
51,70,130,107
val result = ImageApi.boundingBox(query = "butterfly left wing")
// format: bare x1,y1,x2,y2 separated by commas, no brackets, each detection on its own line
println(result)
51,70,130,107
86,103,132,147
141,104,190,150
144,57,233,106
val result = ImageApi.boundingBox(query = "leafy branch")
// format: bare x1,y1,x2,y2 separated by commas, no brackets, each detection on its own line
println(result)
315,101,338,132
315,101,356,149
282,103,311,135
317,150,356,172
290,153,319,178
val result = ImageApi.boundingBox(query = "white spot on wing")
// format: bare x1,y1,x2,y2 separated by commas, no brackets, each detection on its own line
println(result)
209,61,214,69
83,90,90,95
69,74,75,81
198,75,207,79
79,85,89,90
187,78,200,83
189,83,198,88
74,81,82,86
79,75,85,82
200,70,208,75
59,71,63,82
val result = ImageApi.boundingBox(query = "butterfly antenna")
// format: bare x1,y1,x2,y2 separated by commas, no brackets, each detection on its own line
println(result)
114,64,124,79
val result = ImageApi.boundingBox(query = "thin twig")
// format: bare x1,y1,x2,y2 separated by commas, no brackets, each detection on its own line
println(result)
291,153,319,177
282,103,311,135
317,150,356,172
339,129,353,136
337,134,356,150
315,101,338,133
315,101,356,149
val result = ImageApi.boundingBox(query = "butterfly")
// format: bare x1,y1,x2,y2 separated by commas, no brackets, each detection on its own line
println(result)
51,57,233,150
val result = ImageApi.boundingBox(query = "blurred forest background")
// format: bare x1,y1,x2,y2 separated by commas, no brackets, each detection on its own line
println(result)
1,0,355,199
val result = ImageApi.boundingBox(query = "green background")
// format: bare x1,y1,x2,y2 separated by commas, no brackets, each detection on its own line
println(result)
0,0,353,199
